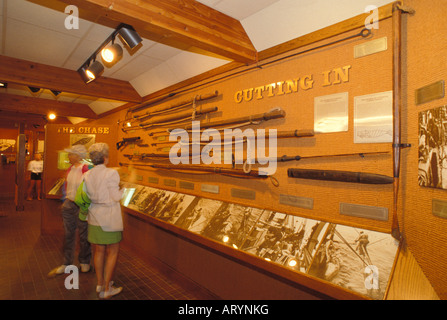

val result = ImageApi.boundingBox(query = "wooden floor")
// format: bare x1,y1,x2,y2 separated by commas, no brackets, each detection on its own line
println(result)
0,197,217,300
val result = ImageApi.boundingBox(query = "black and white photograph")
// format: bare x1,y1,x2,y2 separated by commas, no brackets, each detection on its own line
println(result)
308,224,399,300
201,203,264,248
240,211,326,274
126,184,153,212
126,184,196,223
155,193,196,224
419,106,447,189
174,197,223,232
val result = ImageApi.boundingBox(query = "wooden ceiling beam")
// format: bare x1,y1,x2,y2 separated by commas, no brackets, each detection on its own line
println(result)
0,92,98,119
0,110,47,127
0,55,142,103
60,0,258,64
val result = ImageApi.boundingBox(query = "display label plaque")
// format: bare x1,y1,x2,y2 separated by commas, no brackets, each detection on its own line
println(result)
201,184,219,194
433,199,447,219
354,91,393,144
416,80,445,105
231,188,256,200
354,37,388,58
148,177,159,184
164,179,176,187
314,92,349,133
179,181,195,190
279,194,314,210
340,203,389,221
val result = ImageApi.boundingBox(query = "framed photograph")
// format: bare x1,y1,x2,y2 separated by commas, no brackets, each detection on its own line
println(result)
0,139,16,153
308,224,398,300
70,134,95,150
418,106,447,189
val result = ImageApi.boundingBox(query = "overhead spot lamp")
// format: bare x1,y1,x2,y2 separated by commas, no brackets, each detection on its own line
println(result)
101,43,123,67
78,23,142,84
86,60,105,82
118,25,143,49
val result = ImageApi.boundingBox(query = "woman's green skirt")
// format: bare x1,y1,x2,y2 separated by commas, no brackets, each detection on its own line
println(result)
88,225,122,245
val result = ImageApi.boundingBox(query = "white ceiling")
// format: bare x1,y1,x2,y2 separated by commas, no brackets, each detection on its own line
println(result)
0,0,394,120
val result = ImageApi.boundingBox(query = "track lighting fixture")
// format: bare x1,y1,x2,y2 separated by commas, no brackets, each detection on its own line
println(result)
118,25,143,50
86,61,105,82
78,23,142,84
101,43,123,66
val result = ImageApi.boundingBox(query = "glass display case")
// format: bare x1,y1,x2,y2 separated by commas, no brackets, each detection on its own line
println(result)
121,182,400,300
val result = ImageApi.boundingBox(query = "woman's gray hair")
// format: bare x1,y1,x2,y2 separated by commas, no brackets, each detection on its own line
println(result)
88,143,109,165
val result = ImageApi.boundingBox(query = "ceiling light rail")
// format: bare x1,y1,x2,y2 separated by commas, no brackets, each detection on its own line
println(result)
78,23,142,84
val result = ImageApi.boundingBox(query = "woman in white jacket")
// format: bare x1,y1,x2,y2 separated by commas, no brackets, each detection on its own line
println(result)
83,143,123,299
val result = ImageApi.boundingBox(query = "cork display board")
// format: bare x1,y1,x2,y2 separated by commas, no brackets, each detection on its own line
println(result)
117,20,395,235
107,19,405,299
400,0,447,299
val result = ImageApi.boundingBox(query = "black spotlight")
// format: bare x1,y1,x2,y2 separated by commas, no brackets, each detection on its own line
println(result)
85,61,104,83
78,23,142,83
119,25,143,49
101,43,124,66
78,65,92,83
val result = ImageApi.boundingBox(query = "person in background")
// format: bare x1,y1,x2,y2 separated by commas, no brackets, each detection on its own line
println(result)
81,143,124,299
48,145,91,276
27,153,43,200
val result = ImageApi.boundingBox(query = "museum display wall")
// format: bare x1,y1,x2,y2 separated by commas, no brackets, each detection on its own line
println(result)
399,0,447,300
117,18,395,234
41,1,446,300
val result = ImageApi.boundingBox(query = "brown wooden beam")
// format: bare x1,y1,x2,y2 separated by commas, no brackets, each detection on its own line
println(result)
0,92,98,119
58,0,257,64
0,112,71,128
0,55,142,103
